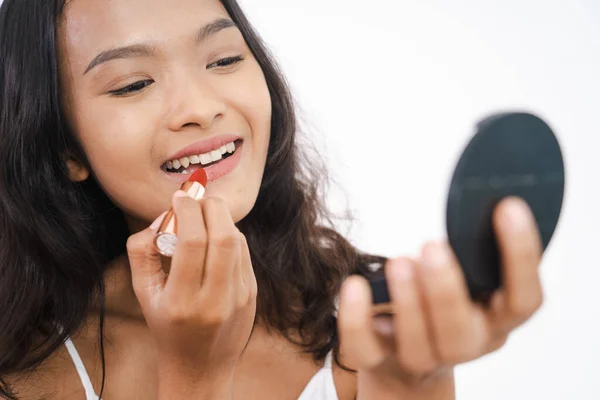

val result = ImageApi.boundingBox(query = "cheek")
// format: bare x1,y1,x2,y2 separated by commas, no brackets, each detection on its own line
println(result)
218,64,272,221
235,65,272,156
73,100,159,210
79,110,149,173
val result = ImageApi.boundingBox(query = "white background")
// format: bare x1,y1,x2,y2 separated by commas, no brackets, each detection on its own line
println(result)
0,0,597,398
240,1,599,399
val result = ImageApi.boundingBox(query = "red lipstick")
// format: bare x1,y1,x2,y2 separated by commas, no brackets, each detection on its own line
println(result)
154,168,208,257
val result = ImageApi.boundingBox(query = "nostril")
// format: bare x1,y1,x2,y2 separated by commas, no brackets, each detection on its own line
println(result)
181,122,201,129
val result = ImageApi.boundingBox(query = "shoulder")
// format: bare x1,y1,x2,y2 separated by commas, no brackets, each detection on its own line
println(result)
332,356,357,400
3,347,84,400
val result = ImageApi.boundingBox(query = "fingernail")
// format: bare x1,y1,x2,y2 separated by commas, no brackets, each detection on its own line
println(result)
342,278,363,304
174,190,188,198
390,258,413,281
373,316,394,336
150,212,167,230
422,242,450,269
503,198,533,231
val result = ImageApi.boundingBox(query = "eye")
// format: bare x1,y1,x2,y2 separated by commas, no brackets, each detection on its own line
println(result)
207,56,245,70
109,79,154,97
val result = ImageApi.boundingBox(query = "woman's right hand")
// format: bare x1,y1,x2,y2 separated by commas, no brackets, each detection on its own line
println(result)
126,190,258,399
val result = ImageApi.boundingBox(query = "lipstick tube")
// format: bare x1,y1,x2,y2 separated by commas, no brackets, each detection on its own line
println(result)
154,179,206,257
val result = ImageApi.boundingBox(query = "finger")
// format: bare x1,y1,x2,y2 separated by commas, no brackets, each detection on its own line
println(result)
338,275,386,370
492,197,544,329
419,241,488,363
372,315,395,343
386,258,438,375
168,190,208,293
126,212,168,305
200,197,240,299
483,292,511,352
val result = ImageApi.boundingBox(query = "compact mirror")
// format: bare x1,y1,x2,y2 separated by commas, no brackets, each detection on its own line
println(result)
446,112,565,300
366,111,565,306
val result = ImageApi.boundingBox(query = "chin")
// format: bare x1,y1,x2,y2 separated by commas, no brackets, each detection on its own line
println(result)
230,196,257,224
230,186,262,224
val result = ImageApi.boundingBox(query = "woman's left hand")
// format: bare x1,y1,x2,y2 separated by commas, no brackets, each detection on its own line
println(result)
338,197,544,399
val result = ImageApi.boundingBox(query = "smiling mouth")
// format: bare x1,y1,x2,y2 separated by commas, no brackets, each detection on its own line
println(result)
162,139,242,174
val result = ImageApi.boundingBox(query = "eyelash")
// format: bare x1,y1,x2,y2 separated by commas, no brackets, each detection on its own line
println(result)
109,79,153,96
108,55,245,97
207,55,245,69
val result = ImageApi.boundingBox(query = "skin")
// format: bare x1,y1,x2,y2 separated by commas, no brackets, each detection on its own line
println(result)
8,0,545,399
59,0,272,229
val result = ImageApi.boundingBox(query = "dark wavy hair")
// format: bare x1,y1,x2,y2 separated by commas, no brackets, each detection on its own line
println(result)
0,0,382,398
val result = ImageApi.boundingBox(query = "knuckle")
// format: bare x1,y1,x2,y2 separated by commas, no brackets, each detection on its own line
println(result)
249,277,258,299
508,292,543,321
126,235,157,263
180,235,208,251
202,306,232,327
202,196,226,211
488,334,509,353
126,234,146,254
237,288,255,310
212,232,240,250
527,291,544,313
244,273,259,303
164,305,193,324
236,294,248,310
437,339,481,364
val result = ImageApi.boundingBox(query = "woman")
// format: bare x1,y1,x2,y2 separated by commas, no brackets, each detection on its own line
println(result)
0,0,544,399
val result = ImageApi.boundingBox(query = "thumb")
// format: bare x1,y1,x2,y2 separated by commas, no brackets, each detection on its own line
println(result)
126,212,168,306
338,275,386,370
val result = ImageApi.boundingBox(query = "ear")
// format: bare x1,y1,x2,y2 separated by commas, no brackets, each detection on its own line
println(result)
66,157,89,182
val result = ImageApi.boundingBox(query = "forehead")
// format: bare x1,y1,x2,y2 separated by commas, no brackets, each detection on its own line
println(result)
59,0,229,69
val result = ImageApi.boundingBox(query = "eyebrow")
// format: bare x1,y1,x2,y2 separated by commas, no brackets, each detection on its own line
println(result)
83,18,238,75
195,17,237,43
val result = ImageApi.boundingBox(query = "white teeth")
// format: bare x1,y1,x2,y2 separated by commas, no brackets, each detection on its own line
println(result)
180,170,189,175
210,150,222,161
167,140,238,171
200,154,212,165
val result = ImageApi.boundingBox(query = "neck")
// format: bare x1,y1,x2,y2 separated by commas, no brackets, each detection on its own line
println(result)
92,254,146,321
92,213,160,321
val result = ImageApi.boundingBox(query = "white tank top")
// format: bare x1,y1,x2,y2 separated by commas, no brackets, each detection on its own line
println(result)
64,337,339,400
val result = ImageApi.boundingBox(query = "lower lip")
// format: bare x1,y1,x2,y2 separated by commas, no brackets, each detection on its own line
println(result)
164,142,243,184
204,143,243,182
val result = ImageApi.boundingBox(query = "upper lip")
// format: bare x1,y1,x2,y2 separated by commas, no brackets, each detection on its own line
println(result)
164,134,242,163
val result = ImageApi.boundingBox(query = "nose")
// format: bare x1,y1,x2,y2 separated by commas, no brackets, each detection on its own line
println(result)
166,78,226,132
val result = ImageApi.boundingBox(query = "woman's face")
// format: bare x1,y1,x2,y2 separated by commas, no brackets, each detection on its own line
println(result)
58,0,272,230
